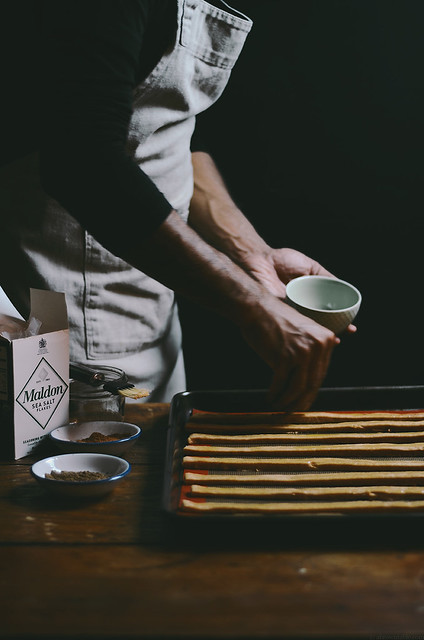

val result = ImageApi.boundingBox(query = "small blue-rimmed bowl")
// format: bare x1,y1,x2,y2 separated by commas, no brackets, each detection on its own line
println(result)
31,453,131,498
49,421,141,455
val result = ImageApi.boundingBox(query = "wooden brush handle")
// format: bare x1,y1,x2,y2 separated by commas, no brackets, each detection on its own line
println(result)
69,362,105,386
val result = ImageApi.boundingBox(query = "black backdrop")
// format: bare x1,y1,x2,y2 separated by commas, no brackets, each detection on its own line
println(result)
178,0,424,392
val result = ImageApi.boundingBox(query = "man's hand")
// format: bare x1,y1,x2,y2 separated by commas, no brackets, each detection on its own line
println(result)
185,151,356,407
271,247,333,289
239,247,332,297
240,293,339,410
243,248,356,334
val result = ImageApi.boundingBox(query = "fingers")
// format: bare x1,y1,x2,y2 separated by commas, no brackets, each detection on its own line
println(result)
268,362,308,410
268,331,338,411
311,261,335,279
239,291,344,412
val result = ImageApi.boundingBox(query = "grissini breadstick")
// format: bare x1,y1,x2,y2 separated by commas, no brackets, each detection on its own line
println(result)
187,430,424,445
183,442,424,457
178,409,424,516
183,470,424,486
188,409,424,425
185,420,424,434
180,498,424,515
182,456,424,471
188,484,424,500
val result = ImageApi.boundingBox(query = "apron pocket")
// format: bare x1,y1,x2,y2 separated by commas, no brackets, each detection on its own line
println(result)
180,0,252,70
84,233,175,358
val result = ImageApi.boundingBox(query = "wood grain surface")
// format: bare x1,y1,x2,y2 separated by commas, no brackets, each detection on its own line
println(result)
3,403,424,639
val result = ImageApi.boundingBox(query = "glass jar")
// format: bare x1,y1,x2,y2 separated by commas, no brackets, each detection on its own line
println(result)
69,365,125,422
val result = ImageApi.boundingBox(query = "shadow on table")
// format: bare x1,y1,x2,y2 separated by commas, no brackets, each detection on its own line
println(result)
160,511,424,554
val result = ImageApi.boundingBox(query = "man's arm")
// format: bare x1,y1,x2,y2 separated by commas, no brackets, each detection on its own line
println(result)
128,209,338,411
189,151,337,297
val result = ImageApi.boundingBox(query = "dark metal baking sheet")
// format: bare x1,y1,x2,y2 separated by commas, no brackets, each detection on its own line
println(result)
162,386,424,519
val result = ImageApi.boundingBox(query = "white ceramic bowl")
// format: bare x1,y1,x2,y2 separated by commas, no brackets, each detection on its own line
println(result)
49,421,141,455
285,275,361,334
31,453,131,498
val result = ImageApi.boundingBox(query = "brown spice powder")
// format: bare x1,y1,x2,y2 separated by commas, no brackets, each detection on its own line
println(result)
45,470,109,482
77,431,132,443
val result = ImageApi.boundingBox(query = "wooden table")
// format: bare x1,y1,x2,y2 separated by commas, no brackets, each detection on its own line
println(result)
2,402,424,639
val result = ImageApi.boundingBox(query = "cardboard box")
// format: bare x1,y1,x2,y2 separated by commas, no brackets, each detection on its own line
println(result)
0,287,69,459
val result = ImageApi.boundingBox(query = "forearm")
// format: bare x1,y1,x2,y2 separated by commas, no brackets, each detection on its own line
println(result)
125,208,338,411
189,151,287,296
189,151,336,299
189,151,272,267
126,209,267,328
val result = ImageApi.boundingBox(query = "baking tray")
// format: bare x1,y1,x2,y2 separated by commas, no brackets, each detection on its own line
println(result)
162,386,424,519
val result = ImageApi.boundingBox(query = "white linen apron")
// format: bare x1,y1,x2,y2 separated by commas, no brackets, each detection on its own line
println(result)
0,0,252,401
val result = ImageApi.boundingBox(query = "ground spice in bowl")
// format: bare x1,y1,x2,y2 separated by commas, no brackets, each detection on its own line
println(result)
77,431,133,443
45,470,109,482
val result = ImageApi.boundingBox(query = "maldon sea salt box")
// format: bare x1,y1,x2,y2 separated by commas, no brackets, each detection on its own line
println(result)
0,287,69,459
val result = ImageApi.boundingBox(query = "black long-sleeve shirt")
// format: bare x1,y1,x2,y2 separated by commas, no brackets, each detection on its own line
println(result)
2,0,202,257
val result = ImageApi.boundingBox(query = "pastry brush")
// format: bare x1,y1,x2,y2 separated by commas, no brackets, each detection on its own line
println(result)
70,362,150,400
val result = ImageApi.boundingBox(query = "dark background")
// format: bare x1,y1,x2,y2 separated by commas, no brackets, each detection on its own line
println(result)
178,0,424,392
